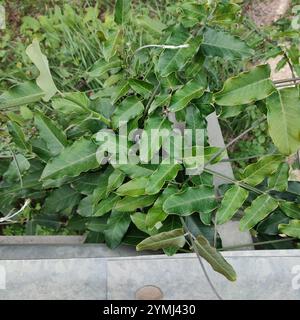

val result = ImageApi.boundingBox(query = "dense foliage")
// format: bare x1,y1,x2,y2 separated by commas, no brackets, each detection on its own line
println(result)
1,0,300,280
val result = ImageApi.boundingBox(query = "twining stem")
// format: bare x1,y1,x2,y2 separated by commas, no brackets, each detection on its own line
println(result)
205,116,267,167
204,167,265,195
180,217,223,300
219,237,296,251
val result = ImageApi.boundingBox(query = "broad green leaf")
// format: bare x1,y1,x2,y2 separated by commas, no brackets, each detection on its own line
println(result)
102,30,122,62
148,94,171,115
52,92,90,115
145,185,178,229
267,87,300,155
77,195,95,217
104,211,131,248
111,96,144,129
3,154,30,182
129,79,154,97
136,15,166,35
278,220,300,238
157,25,202,77
34,111,68,156
257,211,290,235
214,64,275,106
86,216,108,233
240,194,278,231
113,164,154,178
216,185,249,225
7,121,31,152
136,228,186,251
115,195,157,212
106,169,125,195
242,155,283,186
130,212,149,234
114,0,131,25
94,194,120,216
163,186,217,216
72,171,104,195
116,177,148,197
139,115,172,163
0,82,44,109
268,163,289,191
87,58,121,79
279,202,300,219
194,235,236,281
41,139,99,180
145,163,181,195
43,185,80,213
26,39,58,101
169,79,205,112
201,28,254,60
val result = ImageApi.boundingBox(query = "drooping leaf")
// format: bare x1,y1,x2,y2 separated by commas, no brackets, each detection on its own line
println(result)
240,194,278,231
26,39,58,101
279,202,300,219
130,212,149,234
116,177,148,197
111,96,144,129
104,211,131,249
114,0,131,25
279,220,300,239
242,155,283,186
194,235,236,281
169,79,205,112
163,186,217,216
41,139,99,180
136,228,186,251
216,185,249,225
267,87,300,155
106,169,125,195
34,111,68,156
268,163,289,191
0,81,44,109
214,64,275,106
7,121,31,151
201,28,253,60
114,195,157,212
145,163,181,195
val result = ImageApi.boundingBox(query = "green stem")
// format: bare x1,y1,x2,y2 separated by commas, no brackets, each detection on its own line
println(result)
91,111,111,127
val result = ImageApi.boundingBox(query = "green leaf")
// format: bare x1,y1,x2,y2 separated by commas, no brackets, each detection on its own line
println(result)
242,155,283,186
268,163,289,191
115,195,157,212
163,186,217,216
26,39,58,101
41,139,99,180
111,96,144,129
0,82,44,109
157,25,202,77
113,164,154,178
77,195,95,217
106,169,125,195
240,194,278,231
279,202,300,219
129,79,154,97
139,115,172,163
114,0,131,25
34,111,68,156
278,220,300,239
43,185,80,213
194,235,236,281
116,177,148,197
94,194,120,216
169,79,205,112
201,28,254,60
72,171,104,195
7,121,31,151
214,64,275,106
145,163,181,195
3,154,30,182
257,211,289,235
267,87,300,155
104,211,131,249
216,185,249,225
86,216,108,233
52,92,90,116
136,228,186,251
130,212,149,234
